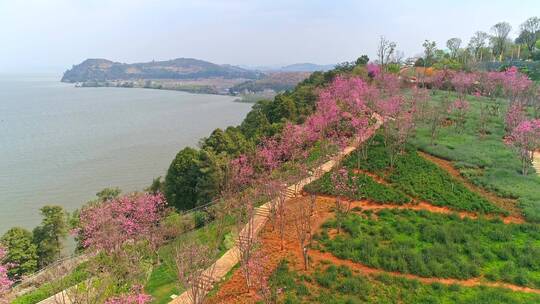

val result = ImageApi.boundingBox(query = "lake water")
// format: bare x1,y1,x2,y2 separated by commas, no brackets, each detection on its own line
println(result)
0,74,252,234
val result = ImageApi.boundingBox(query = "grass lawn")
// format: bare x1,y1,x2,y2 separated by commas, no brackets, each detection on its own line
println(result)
412,91,540,221
145,215,236,303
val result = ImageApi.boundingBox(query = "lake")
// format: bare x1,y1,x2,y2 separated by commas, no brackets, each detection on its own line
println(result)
0,74,252,234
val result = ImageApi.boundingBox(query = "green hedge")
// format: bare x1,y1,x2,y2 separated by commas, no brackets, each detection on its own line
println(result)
316,210,540,288
270,260,540,304
304,170,410,205
346,135,504,214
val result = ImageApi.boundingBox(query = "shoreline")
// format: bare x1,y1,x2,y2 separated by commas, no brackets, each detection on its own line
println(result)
65,81,268,103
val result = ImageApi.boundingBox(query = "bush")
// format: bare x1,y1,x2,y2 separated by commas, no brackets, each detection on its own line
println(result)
192,211,209,228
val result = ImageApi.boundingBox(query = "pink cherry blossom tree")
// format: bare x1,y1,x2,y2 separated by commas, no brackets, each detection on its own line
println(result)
229,154,254,190
448,99,470,132
376,96,416,167
505,119,540,175
293,197,314,271
104,286,152,304
367,63,380,79
78,193,167,253
451,71,477,100
175,242,218,304
250,252,275,304
0,246,13,302
501,66,533,106
331,169,353,233
505,103,527,134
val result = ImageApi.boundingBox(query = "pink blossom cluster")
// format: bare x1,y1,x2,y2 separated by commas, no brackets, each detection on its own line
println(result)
448,99,470,113
374,73,401,96
430,70,455,90
331,168,351,195
0,246,13,294
251,76,374,171
509,119,540,146
506,119,540,175
314,76,373,137
230,154,255,188
367,63,380,78
79,193,167,252
505,103,527,132
502,66,533,103
104,286,152,304
429,67,532,103
451,72,477,97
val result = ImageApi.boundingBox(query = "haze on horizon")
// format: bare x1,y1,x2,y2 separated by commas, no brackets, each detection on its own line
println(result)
1,0,540,73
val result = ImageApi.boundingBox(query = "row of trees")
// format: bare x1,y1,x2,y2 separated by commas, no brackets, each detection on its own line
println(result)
428,17,540,66
163,57,375,211
375,17,540,76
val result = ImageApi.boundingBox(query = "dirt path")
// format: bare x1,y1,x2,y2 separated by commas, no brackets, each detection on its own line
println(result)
316,195,524,224
351,162,523,224
418,151,524,218
208,195,540,303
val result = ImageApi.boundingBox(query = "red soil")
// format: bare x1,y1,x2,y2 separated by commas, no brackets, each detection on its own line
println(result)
418,151,524,219
207,195,537,303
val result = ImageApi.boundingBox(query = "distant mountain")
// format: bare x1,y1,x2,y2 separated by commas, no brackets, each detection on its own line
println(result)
61,58,263,83
279,63,335,72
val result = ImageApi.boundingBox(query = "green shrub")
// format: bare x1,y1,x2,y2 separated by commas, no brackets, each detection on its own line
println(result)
317,210,540,289
304,170,410,204
347,135,503,214
269,260,540,303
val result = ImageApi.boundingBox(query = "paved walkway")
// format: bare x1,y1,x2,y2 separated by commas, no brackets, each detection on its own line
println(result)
170,116,382,304
534,151,540,176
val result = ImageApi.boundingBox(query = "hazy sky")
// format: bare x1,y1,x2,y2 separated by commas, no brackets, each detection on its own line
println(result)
1,0,539,72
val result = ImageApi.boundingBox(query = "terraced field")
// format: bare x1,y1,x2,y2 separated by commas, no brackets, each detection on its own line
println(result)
206,122,540,303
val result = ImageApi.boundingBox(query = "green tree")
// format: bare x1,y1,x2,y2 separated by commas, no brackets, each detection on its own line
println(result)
96,187,121,202
201,127,251,156
268,94,298,123
146,176,164,194
446,38,462,59
491,22,512,61
1,227,38,278
517,17,540,54
355,55,370,65
165,147,202,210
422,40,437,67
195,149,228,204
32,205,68,267
240,102,273,140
